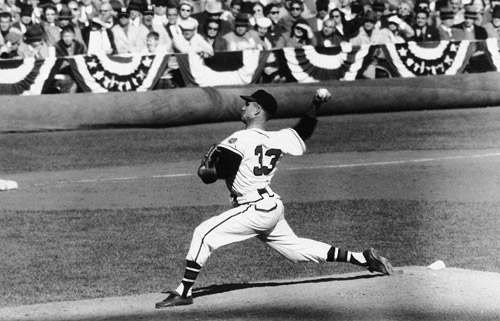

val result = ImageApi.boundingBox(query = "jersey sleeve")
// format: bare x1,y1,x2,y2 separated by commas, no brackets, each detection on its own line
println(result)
218,130,246,158
275,128,306,156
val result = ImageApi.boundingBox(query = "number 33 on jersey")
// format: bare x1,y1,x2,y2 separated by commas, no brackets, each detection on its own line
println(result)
218,127,306,197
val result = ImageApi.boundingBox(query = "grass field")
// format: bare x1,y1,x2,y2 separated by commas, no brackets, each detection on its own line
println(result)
1,108,500,307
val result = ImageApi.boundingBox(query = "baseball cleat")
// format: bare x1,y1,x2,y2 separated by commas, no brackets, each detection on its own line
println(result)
155,290,193,308
363,248,394,275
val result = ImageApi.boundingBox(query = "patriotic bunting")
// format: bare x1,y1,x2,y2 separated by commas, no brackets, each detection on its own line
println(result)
0,57,60,95
382,41,474,77
483,38,500,71
177,50,267,87
282,45,374,82
68,53,170,92
0,39,498,96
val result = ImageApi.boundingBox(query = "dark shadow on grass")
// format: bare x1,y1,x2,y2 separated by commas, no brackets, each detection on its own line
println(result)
191,273,382,298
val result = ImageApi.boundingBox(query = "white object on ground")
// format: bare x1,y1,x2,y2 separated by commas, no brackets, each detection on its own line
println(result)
0,179,18,191
428,260,446,270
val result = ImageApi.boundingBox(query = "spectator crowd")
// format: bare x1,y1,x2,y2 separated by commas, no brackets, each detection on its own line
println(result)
1,0,498,89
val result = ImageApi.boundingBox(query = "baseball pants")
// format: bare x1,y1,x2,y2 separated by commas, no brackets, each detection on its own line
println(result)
186,194,332,266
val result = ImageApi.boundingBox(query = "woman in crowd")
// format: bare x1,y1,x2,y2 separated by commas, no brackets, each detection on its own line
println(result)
283,20,316,48
41,4,61,47
201,18,228,51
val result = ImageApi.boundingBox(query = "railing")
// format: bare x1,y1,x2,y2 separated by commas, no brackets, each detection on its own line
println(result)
1,38,499,96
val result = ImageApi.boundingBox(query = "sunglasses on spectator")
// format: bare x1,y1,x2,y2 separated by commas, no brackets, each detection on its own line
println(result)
270,11,279,14
208,26,219,31
291,6,301,10
181,8,191,12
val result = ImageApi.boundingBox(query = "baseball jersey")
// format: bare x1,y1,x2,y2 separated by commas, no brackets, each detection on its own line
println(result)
218,127,306,197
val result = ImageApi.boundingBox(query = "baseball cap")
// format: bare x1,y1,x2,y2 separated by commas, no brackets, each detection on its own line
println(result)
240,90,278,116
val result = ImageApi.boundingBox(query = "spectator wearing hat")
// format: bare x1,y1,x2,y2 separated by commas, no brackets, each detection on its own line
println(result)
0,28,23,59
81,16,117,54
201,17,228,51
53,25,86,93
40,4,61,47
178,0,199,31
437,7,456,39
306,0,329,33
128,0,145,27
12,4,34,34
483,4,500,42
376,12,414,43
112,7,148,54
411,8,440,42
173,17,213,56
223,12,260,50
18,24,52,58
283,20,316,47
370,0,386,30
152,0,168,27
58,5,85,44
452,5,487,41
193,0,232,36
314,17,345,47
277,0,307,34
349,10,383,45
254,16,273,49
142,4,156,31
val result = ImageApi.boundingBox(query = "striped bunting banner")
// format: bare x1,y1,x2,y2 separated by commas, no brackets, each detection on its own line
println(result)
382,40,473,77
483,38,500,71
281,44,373,82
0,57,60,95
177,50,266,87
69,53,169,92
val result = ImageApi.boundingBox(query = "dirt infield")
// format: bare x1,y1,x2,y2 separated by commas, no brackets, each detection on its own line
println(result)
1,266,499,321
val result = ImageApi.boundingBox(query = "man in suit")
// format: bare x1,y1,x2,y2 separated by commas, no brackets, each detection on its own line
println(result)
453,5,488,41
306,0,329,33
412,9,440,42
438,6,463,40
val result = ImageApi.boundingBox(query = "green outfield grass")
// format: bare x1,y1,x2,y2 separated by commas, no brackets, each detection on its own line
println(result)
2,200,500,307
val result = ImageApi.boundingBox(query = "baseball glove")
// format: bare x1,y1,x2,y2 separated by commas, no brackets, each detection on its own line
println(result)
197,144,220,184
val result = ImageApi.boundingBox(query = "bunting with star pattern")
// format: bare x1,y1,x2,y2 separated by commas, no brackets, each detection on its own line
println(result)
68,53,170,92
381,40,474,77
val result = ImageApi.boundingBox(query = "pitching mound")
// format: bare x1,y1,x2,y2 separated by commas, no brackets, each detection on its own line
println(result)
1,266,499,321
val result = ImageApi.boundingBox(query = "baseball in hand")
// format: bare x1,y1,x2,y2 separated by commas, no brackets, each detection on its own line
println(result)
315,88,331,102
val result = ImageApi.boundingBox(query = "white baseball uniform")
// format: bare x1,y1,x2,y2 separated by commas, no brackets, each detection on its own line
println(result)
185,127,332,267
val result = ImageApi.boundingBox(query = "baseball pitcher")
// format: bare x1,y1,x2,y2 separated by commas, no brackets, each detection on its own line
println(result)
156,88,393,308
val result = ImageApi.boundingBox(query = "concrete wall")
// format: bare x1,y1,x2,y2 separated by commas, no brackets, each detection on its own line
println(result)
1,72,500,132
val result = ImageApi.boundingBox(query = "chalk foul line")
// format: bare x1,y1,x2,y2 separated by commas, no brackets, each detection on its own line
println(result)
36,151,500,186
